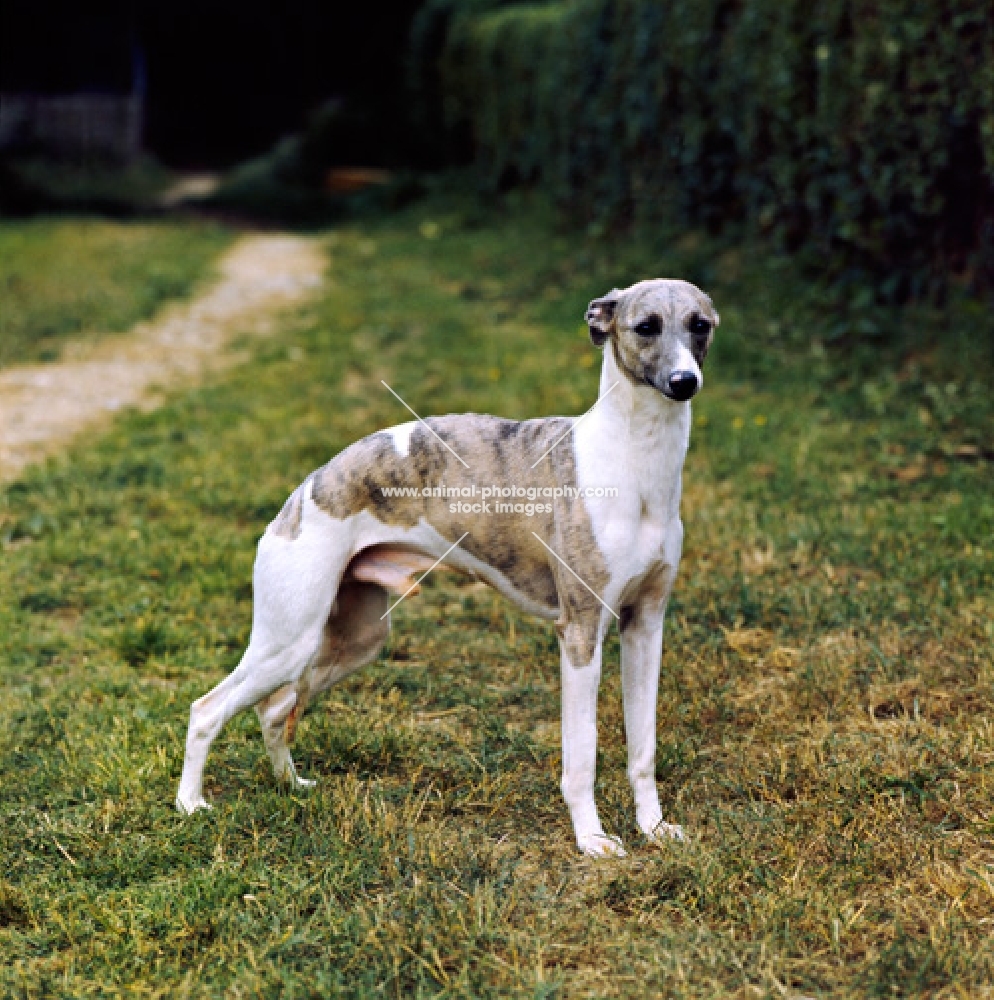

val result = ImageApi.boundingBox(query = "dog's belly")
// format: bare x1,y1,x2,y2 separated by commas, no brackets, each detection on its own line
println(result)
341,516,561,618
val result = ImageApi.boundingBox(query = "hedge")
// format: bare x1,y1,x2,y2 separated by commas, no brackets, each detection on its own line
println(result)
416,0,994,298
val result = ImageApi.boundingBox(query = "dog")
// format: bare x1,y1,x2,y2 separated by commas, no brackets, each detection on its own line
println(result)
176,278,718,857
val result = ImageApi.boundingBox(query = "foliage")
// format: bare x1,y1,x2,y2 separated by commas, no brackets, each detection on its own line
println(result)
1,202,992,995
423,0,994,299
0,218,232,366
406,0,508,167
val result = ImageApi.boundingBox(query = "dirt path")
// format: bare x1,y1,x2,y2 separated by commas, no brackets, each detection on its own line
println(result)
0,234,325,484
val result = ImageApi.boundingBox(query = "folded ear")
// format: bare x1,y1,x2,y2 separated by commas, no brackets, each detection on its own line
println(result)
585,289,621,346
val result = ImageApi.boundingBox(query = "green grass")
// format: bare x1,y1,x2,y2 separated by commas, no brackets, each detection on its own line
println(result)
1,157,176,216
1,198,992,998
0,217,232,367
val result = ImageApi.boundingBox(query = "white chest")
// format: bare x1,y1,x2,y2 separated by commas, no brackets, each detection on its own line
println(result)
573,391,690,593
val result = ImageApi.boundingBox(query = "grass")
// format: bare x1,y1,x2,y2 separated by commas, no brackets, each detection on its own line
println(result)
1,157,177,217
1,195,992,998
0,216,232,367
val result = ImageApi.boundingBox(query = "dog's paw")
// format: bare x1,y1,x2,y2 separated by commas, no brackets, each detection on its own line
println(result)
577,833,627,858
176,794,212,815
277,765,317,791
645,820,687,844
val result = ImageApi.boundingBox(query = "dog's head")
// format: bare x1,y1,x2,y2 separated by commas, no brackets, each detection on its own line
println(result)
586,279,719,401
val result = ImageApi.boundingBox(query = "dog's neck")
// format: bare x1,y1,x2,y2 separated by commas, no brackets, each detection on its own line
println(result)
574,351,690,523
596,342,690,443
569,345,691,521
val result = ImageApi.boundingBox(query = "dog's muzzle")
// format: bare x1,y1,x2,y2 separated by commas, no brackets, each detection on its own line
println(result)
664,370,699,402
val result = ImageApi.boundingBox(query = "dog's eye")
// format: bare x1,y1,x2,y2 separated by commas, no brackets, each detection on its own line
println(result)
634,315,662,337
689,315,711,336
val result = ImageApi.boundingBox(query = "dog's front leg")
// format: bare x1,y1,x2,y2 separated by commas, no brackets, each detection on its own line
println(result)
621,590,686,844
558,620,625,857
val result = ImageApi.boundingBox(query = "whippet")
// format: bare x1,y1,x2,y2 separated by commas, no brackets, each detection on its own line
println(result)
176,278,718,857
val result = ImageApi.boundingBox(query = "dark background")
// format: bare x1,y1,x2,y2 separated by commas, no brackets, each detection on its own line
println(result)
3,0,991,296
1,0,423,167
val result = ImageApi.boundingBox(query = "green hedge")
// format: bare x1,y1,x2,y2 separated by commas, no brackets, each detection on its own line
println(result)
422,0,994,297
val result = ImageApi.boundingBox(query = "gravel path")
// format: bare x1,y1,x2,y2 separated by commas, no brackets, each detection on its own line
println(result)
0,234,325,484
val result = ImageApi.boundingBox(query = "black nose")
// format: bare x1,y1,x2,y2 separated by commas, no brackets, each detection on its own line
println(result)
667,370,699,401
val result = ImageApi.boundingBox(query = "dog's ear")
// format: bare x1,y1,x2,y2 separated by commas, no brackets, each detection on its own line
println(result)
586,289,621,346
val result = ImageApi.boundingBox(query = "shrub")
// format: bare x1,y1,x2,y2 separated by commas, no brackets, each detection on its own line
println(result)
419,0,994,298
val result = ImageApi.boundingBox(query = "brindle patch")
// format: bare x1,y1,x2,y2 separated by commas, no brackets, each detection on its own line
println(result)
618,562,676,632
610,337,649,389
308,414,611,651
557,621,603,669
313,433,423,528
268,475,313,540
546,435,612,665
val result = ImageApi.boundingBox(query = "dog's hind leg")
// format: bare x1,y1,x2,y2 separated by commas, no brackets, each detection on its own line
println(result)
252,581,390,789
176,506,346,814
255,684,314,789
175,631,326,813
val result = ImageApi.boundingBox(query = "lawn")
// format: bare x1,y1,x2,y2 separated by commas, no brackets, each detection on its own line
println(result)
0,217,232,367
1,198,992,998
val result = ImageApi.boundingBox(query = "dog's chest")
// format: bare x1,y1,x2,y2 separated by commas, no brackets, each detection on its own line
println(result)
574,404,688,578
